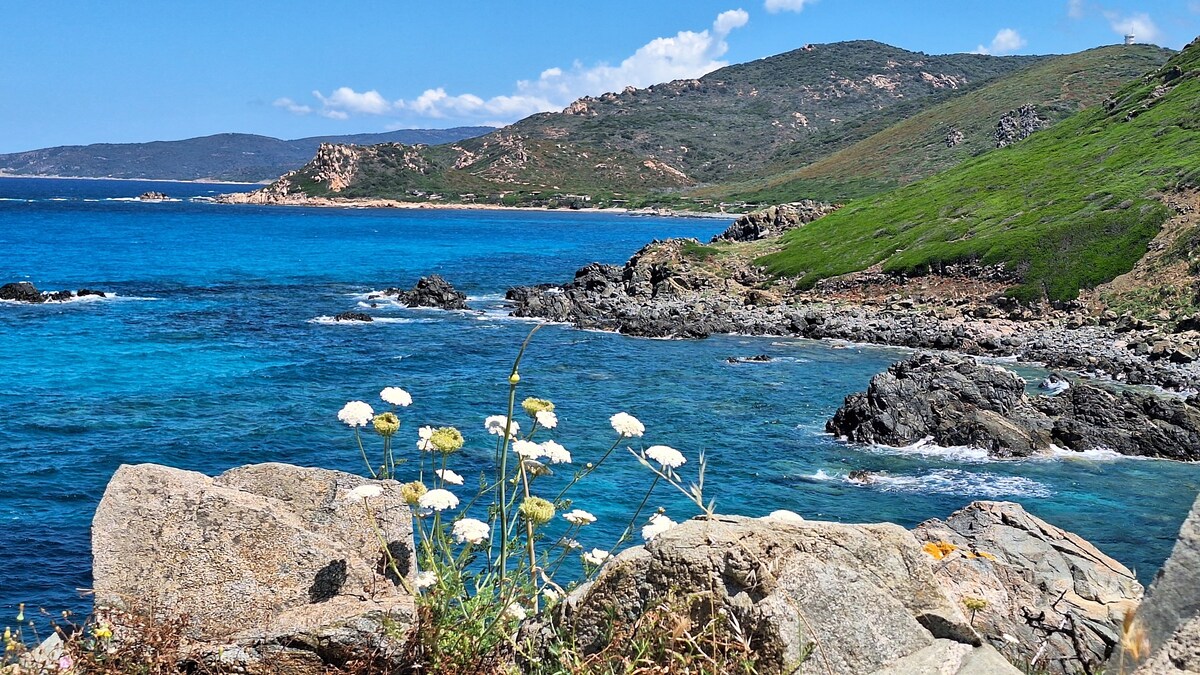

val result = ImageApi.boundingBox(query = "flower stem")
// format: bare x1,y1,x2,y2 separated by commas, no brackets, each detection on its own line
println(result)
610,474,660,558
355,428,376,479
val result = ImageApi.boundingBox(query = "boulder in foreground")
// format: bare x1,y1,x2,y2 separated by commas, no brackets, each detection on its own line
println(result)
915,501,1143,673
92,462,416,672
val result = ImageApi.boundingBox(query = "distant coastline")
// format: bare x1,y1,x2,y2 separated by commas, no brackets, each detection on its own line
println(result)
0,172,265,186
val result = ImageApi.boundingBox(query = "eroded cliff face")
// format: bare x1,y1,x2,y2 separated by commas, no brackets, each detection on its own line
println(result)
222,142,434,204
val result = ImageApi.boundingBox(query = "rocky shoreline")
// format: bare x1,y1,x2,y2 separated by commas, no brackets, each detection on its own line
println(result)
505,237,1200,393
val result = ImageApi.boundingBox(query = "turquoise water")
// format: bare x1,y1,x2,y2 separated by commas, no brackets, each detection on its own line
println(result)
2,177,1199,622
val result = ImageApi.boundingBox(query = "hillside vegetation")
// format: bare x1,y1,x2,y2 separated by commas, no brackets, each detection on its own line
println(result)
0,127,492,182
706,44,1172,204
759,41,1200,302
282,41,1046,203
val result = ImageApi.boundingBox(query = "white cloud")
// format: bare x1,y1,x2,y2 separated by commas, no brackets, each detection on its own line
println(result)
273,97,311,115
1067,0,1085,19
764,0,812,13
971,28,1027,55
276,9,750,125
1104,11,1161,43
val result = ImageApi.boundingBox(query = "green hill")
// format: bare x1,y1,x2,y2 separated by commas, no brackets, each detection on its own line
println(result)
275,41,1045,204
759,40,1200,302
704,44,1172,205
0,128,493,182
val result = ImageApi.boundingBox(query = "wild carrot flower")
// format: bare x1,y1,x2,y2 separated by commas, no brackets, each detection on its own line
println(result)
436,468,464,486
485,415,519,437
373,412,400,437
543,586,561,601
338,401,374,427
540,440,571,464
415,571,438,590
563,509,596,526
416,425,434,451
609,412,644,438
502,603,527,621
380,387,413,407
452,518,490,545
419,488,459,511
512,439,542,459
582,548,610,565
346,484,384,501
645,445,686,469
400,481,428,506
522,397,554,416
519,496,555,525
641,513,677,541
536,410,558,428
429,426,464,454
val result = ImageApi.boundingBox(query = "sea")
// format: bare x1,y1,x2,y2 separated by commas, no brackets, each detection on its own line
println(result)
2,177,1199,624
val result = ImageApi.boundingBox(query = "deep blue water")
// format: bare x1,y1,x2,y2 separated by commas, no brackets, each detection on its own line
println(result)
2,177,1199,623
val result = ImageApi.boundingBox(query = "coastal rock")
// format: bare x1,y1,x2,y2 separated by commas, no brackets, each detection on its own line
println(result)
137,191,170,201
828,353,1200,459
0,281,45,303
333,311,373,322
827,353,1049,458
914,501,1143,674
370,274,468,311
549,514,1010,674
1125,493,1200,672
711,201,840,243
92,463,416,671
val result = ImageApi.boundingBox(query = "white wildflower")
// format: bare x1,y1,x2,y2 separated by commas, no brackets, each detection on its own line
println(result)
380,387,412,407
337,401,374,428
641,513,677,542
562,509,596,526
535,410,558,429
418,488,459,512
542,586,561,601
581,548,610,565
540,440,571,464
416,425,434,451
415,570,437,590
452,518,490,545
501,603,528,622
436,469,464,486
645,445,686,469
609,412,644,438
562,538,582,550
484,415,519,437
512,439,542,459
345,484,383,501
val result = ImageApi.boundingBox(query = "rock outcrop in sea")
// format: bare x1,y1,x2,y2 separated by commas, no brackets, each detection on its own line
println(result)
827,352,1200,460
0,281,107,303
368,274,467,310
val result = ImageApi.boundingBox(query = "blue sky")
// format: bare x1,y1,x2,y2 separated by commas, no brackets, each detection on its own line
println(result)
1,0,1194,152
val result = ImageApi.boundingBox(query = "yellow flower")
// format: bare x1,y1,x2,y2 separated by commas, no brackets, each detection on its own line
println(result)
963,597,988,612
508,372,520,385
922,541,958,560
373,412,400,437
521,397,554,417
93,623,113,640
429,426,464,454
519,496,555,525
400,481,428,506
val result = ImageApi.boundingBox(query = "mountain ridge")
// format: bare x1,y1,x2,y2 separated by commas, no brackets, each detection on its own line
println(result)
0,127,493,182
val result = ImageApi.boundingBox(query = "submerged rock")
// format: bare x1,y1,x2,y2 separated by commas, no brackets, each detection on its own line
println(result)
915,501,1143,674
726,353,773,363
546,514,1011,674
828,353,1200,460
92,463,416,672
333,311,373,322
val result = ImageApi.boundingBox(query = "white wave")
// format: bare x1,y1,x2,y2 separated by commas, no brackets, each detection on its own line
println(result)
864,436,993,463
1045,444,1147,462
309,315,435,326
865,469,1052,499
467,293,506,302
0,293,156,306
807,469,837,481
104,197,182,203
48,197,69,201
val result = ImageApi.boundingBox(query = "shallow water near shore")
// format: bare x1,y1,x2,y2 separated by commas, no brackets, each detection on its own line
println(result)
2,177,1199,622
